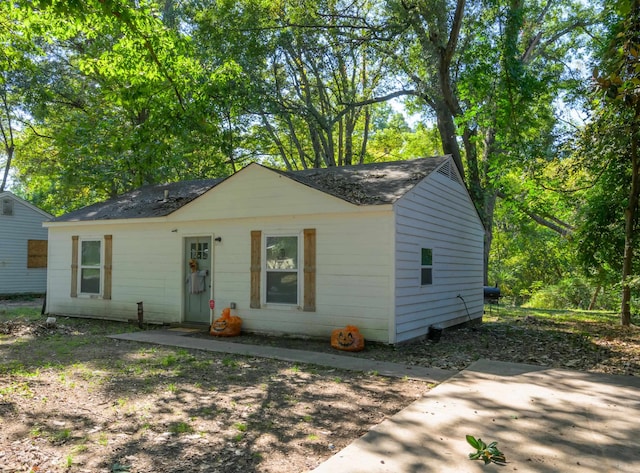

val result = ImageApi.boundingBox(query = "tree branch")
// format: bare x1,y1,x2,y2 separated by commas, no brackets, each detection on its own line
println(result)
497,190,573,236
18,120,54,140
445,0,466,71
335,88,418,118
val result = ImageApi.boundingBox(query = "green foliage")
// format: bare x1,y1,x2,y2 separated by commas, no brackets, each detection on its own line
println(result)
524,277,607,310
366,109,442,161
574,0,640,322
489,189,577,306
2,0,628,305
466,435,506,465
8,0,235,213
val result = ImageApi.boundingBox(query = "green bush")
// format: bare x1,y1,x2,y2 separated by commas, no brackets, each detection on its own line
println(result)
524,277,618,310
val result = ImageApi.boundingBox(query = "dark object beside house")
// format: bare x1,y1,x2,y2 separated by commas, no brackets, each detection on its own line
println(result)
483,286,501,313
483,286,501,303
427,325,443,342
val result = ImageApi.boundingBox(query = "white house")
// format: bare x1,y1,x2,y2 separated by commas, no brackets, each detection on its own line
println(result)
0,191,52,295
44,156,485,344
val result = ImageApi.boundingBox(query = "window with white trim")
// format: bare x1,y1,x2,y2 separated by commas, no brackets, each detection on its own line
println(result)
265,235,299,304
421,248,433,285
80,239,102,294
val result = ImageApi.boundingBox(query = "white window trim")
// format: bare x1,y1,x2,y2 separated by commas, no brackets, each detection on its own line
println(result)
78,237,103,297
263,232,302,307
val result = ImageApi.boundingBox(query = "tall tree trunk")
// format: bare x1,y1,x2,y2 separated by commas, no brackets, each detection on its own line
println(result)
282,114,308,169
338,118,344,166
309,126,323,168
0,145,12,192
588,285,601,311
433,98,464,176
359,106,370,165
344,109,356,166
621,122,639,326
1,89,15,192
260,113,294,170
483,191,497,286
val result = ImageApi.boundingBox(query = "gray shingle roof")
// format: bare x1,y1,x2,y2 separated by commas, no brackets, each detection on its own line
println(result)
52,179,223,222
52,156,450,222
278,156,448,205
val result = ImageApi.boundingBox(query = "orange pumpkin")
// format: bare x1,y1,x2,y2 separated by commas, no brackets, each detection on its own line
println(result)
210,308,242,337
331,325,365,352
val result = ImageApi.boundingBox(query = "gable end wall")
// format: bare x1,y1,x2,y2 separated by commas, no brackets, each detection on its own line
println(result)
394,171,484,343
0,197,50,295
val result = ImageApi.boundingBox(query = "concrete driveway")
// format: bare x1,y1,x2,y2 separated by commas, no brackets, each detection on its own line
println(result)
110,331,640,472
312,359,640,473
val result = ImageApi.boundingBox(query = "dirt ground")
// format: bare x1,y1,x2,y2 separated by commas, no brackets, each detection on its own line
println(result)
1,301,639,473
0,308,428,473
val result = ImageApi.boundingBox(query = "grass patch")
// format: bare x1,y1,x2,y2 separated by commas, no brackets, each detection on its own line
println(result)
0,381,34,398
50,428,72,444
0,361,40,377
71,443,89,454
168,421,193,435
489,306,622,325
160,354,179,367
222,357,240,369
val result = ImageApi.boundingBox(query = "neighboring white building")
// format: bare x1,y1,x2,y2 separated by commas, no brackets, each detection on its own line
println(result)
44,156,485,344
0,191,52,295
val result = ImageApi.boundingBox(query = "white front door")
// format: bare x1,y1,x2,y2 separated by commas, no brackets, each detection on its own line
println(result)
184,236,212,324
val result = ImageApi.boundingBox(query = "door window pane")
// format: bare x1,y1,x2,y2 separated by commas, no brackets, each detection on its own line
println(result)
190,242,209,260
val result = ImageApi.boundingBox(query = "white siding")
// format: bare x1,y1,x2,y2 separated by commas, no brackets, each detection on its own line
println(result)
174,163,362,221
46,161,485,344
0,194,51,295
46,167,396,342
394,168,485,343
46,223,184,321
213,212,394,342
